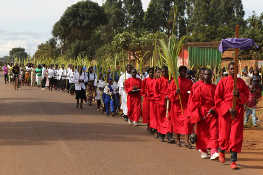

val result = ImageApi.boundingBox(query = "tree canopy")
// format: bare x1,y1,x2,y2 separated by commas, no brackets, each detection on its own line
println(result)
32,0,263,61
52,0,107,58
9,48,28,61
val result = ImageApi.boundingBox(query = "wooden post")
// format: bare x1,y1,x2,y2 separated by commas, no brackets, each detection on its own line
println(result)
232,25,239,117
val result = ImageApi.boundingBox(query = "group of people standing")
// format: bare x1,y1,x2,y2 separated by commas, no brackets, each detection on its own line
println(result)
118,62,256,170
2,61,260,170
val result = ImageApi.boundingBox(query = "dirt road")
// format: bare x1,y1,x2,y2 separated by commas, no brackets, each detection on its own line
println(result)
0,82,261,175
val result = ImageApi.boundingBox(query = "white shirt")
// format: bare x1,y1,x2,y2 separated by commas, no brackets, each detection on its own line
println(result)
95,80,106,100
68,70,75,84
74,71,88,90
25,66,32,72
94,79,106,88
54,69,60,80
88,72,97,81
57,68,63,80
112,81,119,94
66,68,72,80
42,67,46,78
60,68,67,80
47,68,54,78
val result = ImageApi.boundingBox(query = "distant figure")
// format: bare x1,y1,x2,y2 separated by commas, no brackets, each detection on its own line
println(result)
3,64,8,84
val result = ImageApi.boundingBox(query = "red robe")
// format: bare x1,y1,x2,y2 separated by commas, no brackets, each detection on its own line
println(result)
154,76,171,134
141,77,155,124
190,82,218,151
215,76,249,153
188,80,204,123
125,77,142,122
149,79,158,130
169,77,193,135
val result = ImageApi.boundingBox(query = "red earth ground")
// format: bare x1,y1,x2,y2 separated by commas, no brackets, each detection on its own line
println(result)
0,80,262,175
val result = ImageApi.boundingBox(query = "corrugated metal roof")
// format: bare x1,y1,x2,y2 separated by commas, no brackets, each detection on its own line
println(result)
188,47,221,67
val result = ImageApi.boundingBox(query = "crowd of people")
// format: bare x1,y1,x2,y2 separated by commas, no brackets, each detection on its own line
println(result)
2,61,262,170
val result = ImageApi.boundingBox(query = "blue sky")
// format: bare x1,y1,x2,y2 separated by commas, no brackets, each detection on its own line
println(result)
0,0,262,57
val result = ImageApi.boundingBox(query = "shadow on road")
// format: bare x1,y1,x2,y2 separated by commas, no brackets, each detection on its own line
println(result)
0,101,98,116
0,121,149,146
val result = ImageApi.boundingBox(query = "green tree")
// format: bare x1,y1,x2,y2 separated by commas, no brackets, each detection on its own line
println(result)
123,0,144,32
144,0,164,32
99,0,126,43
144,0,173,33
188,0,245,41
52,1,107,58
9,48,28,63
34,38,59,59
243,12,263,59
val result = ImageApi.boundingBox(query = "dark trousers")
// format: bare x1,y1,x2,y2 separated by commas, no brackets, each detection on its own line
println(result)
4,74,8,84
97,100,102,109
61,79,66,90
113,93,120,112
66,80,70,92
41,77,46,88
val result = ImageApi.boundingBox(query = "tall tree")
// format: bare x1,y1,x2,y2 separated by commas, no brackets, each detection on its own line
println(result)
188,0,245,41
100,0,126,43
123,0,144,32
52,1,107,58
243,12,263,59
34,38,59,59
144,0,164,32
187,0,245,41
9,48,28,63
144,0,187,38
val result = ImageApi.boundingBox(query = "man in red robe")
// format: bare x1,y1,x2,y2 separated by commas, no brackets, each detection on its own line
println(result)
215,62,249,169
155,66,175,143
168,66,193,148
125,68,142,126
141,68,155,128
190,69,219,160
188,67,206,130
148,67,162,136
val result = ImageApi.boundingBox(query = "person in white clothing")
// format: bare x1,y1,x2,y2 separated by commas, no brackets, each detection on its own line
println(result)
66,65,73,93
58,65,67,91
87,66,97,105
68,66,75,94
48,65,55,91
54,64,59,90
118,64,133,121
41,64,47,89
112,77,120,113
74,66,88,109
94,74,106,111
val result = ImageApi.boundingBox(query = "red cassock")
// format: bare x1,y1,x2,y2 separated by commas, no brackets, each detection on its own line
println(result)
141,77,155,124
190,82,218,151
168,77,193,135
154,76,171,134
125,77,142,122
149,79,158,130
215,76,249,153
187,80,204,122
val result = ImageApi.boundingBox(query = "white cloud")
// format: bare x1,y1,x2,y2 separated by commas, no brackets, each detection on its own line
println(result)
0,0,261,57
242,0,263,17
0,30,47,57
